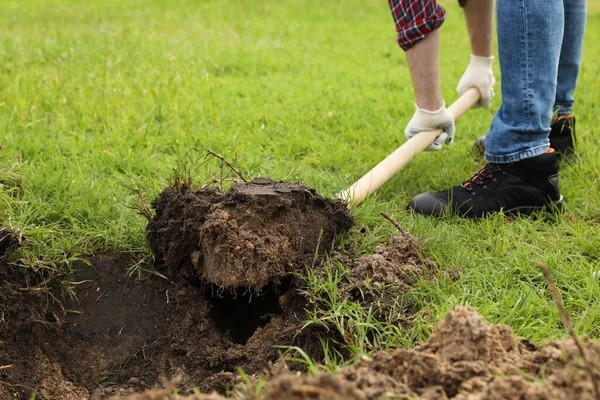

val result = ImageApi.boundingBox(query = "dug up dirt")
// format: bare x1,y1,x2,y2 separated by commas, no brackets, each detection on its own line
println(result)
121,307,600,400
0,179,354,399
1,179,598,400
0,178,447,399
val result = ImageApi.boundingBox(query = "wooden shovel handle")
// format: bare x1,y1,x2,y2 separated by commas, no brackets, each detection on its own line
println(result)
338,87,481,205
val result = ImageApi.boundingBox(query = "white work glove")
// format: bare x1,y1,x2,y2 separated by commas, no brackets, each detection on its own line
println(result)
456,55,495,109
404,103,455,151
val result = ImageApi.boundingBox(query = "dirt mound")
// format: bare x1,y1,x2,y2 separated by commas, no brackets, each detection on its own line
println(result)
283,307,599,400
327,233,443,333
338,307,524,398
148,178,354,290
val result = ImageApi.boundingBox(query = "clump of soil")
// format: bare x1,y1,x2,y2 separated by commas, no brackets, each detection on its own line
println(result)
128,307,600,400
348,233,440,289
283,307,600,400
338,307,524,398
114,387,227,400
147,178,354,290
327,232,443,332
146,187,223,279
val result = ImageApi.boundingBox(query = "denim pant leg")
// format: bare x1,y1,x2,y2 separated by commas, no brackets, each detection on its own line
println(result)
485,0,564,164
554,0,587,116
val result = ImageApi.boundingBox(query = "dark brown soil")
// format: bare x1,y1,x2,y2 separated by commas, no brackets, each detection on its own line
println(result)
5,216,599,400
0,245,54,399
147,178,354,290
0,254,326,399
126,307,600,400
14,189,596,400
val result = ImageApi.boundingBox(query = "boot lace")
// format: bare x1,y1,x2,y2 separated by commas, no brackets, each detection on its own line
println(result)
461,164,503,193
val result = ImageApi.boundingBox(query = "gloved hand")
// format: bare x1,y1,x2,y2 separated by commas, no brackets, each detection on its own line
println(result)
405,103,455,151
456,55,495,109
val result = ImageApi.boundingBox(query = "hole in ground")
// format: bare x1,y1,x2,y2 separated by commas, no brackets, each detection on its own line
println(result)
207,277,291,344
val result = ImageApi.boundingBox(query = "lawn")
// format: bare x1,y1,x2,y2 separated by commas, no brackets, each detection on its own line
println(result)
1,0,599,358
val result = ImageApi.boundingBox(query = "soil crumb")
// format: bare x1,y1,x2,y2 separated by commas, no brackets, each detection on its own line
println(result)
261,374,367,400
147,178,354,290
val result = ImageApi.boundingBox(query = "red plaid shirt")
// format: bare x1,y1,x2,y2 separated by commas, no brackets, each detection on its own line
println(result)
388,0,468,50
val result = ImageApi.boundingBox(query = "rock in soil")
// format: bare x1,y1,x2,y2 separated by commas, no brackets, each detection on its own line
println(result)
147,178,354,290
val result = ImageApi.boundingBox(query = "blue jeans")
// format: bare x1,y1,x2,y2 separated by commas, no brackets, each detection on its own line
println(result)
485,0,586,164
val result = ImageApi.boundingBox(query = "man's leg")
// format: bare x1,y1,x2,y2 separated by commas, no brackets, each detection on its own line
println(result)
554,0,586,116
474,0,586,157
549,0,586,156
484,0,564,163
409,0,566,217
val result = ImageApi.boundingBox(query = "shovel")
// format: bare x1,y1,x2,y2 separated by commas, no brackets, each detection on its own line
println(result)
338,87,481,205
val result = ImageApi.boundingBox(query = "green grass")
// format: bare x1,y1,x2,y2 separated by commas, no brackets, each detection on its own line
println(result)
1,0,600,354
